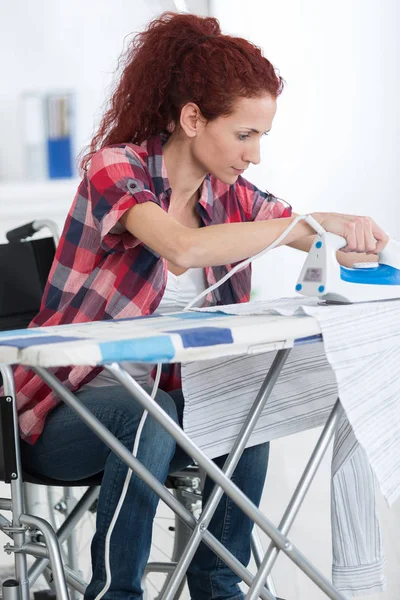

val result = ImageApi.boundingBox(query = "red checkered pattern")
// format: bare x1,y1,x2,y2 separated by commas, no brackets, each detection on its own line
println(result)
14,133,292,443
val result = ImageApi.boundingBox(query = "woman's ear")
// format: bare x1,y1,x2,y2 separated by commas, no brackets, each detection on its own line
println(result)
179,103,205,138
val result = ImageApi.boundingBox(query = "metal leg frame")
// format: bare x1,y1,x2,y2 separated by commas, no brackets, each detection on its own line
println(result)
29,348,348,600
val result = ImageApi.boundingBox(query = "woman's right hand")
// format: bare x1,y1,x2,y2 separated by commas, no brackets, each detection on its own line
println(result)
313,212,389,254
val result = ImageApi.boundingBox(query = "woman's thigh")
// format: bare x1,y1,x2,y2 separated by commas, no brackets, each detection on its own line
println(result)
21,384,184,481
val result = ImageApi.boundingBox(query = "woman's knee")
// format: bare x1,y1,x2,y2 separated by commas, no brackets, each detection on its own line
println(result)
77,385,180,457
116,388,179,456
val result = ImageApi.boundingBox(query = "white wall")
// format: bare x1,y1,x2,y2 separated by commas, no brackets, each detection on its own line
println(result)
211,0,400,300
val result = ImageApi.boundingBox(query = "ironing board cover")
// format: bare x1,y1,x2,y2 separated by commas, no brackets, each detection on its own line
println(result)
0,310,321,368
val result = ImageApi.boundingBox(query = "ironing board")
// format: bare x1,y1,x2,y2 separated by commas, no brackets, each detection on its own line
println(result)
0,309,349,600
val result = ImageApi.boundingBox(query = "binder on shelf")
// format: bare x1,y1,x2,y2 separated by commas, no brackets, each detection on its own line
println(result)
45,92,75,179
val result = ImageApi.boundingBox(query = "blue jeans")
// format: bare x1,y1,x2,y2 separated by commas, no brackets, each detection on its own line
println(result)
21,385,269,600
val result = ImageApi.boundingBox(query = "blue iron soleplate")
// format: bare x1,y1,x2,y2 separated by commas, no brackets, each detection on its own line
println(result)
340,264,400,285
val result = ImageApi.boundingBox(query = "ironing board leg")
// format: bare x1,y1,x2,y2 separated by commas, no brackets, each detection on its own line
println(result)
137,349,291,599
32,367,275,600
251,528,278,597
246,398,343,600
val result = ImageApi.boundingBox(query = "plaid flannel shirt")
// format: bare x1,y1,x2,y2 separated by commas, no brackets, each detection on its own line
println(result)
14,133,292,443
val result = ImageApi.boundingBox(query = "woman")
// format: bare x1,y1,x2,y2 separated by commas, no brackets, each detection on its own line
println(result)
17,11,388,600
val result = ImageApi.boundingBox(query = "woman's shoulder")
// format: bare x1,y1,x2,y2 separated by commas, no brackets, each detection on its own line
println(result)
89,142,150,173
85,142,154,195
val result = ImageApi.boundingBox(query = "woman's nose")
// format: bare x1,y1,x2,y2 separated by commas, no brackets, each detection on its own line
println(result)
243,143,261,165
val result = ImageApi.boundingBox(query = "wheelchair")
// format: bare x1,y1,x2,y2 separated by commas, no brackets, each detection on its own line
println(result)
0,221,276,599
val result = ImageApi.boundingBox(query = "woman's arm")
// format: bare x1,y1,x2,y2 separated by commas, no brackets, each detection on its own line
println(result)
120,202,319,268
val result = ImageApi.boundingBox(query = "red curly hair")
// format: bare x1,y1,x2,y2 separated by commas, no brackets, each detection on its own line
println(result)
81,11,284,171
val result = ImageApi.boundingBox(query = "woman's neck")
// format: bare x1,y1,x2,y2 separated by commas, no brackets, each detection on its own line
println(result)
163,134,206,211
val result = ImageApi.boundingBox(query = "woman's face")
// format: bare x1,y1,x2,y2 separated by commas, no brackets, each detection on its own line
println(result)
193,94,277,184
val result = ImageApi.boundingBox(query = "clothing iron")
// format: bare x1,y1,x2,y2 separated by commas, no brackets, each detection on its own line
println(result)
295,231,400,304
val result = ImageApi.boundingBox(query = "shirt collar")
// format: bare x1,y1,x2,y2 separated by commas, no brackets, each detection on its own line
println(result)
145,133,214,223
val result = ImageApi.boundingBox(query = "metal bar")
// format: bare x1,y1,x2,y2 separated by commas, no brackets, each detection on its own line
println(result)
63,487,79,600
22,543,49,559
251,527,265,568
104,363,346,600
32,366,273,600
246,399,343,600
43,564,88,597
62,565,87,596
251,529,278,597
1,365,30,600
37,564,87,597
159,349,291,599
144,562,177,575
154,487,194,599
42,567,57,596
20,514,69,600
28,486,99,585
46,487,59,532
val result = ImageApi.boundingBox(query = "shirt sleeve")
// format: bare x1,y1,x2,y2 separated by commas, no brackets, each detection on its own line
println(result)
86,145,159,252
235,176,292,222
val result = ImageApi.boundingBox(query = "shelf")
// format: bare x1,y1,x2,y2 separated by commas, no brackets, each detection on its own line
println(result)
0,178,80,199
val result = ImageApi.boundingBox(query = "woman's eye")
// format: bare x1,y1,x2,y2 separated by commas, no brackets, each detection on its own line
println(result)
238,134,249,141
